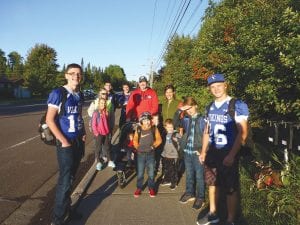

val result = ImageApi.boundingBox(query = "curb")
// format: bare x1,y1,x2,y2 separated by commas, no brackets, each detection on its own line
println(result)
70,128,120,208
70,161,97,208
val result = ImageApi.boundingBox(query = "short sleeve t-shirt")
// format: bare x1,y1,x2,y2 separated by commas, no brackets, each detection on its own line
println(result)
47,86,84,140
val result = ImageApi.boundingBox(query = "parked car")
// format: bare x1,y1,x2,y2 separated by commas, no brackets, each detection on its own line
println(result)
83,89,97,100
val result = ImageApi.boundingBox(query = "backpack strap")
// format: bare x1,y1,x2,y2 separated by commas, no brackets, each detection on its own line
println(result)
171,131,179,151
228,98,236,120
57,86,69,117
205,101,214,118
206,99,236,120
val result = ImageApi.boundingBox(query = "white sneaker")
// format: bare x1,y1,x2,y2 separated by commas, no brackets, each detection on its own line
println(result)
108,161,116,168
96,162,102,171
102,157,108,163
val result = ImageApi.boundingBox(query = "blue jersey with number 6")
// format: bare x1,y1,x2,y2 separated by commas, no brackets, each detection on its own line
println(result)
47,87,84,140
207,97,249,150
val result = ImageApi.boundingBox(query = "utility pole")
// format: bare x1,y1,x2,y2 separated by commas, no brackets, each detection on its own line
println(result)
149,60,154,88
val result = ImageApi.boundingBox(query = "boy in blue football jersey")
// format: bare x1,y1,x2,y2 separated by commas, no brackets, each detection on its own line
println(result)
198,74,249,225
46,63,86,225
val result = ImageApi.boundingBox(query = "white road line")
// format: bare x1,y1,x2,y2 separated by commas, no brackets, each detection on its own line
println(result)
1,135,40,152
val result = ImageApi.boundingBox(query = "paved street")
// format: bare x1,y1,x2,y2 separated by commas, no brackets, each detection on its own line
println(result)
0,102,95,225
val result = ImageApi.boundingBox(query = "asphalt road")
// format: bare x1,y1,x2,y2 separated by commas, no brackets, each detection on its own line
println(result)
0,101,100,225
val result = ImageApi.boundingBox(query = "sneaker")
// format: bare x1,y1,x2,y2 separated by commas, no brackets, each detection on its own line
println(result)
160,180,171,186
96,162,102,171
149,188,156,197
102,157,108,163
134,189,142,198
196,212,220,225
170,183,177,190
192,198,205,210
179,193,195,204
108,161,116,168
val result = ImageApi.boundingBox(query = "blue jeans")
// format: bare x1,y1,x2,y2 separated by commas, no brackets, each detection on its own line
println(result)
52,138,84,225
184,152,205,199
136,152,155,189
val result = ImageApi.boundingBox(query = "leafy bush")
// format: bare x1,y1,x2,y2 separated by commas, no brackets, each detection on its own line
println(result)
240,147,300,225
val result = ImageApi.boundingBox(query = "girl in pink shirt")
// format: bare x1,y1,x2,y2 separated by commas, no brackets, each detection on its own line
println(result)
91,98,111,170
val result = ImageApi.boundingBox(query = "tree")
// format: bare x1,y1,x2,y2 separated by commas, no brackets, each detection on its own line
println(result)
23,44,59,96
0,49,7,75
7,51,24,78
104,64,127,90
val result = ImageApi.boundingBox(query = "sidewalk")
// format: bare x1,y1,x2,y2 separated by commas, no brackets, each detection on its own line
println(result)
67,129,203,225
68,166,202,225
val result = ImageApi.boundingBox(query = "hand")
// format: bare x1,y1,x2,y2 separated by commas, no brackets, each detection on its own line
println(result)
199,151,206,165
61,141,71,148
82,135,86,142
223,154,235,167
180,105,192,111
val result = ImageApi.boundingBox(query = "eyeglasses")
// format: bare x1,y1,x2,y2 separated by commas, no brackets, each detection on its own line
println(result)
67,72,82,77
100,93,107,95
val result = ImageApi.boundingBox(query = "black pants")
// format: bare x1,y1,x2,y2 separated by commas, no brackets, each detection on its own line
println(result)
163,157,178,185
94,134,110,162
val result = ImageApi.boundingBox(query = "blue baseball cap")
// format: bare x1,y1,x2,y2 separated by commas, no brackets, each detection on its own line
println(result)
207,73,225,85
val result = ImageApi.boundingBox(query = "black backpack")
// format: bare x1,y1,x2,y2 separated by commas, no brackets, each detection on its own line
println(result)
38,87,69,145
206,98,253,157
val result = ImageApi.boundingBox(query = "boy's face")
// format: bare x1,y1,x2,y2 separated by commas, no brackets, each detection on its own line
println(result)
165,124,174,133
104,83,112,91
123,85,129,93
209,82,227,99
186,105,197,116
65,67,82,87
141,119,151,129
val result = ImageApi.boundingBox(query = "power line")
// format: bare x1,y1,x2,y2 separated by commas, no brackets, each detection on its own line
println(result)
154,0,189,70
154,0,192,71
181,0,203,33
148,0,158,58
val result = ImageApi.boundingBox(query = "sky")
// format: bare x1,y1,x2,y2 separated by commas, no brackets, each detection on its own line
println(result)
0,0,209,81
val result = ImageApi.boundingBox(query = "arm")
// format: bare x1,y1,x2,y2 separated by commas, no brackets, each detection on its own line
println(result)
133,130,139,149
199,123,210,164
152,127,162,148
126,93,135,120
223,120,248,166
87,100,96,117
173,109,182,130
150,90,159,115
91,112,99,136
46,107,70,147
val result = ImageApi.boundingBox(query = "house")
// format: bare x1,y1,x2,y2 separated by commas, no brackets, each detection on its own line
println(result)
0,75,31,98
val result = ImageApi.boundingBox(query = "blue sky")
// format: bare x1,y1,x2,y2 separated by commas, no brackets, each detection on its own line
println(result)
0,0,209,81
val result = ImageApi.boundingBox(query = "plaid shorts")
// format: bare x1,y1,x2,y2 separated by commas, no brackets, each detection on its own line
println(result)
204,148,239,194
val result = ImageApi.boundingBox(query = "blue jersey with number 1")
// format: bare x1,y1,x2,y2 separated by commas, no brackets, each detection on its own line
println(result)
207,97,249,150
47,87,84,140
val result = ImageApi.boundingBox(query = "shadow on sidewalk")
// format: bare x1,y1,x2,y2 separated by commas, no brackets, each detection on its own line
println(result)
66,172,119,225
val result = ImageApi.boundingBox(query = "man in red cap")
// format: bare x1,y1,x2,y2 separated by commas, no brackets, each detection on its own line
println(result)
126,76,159,121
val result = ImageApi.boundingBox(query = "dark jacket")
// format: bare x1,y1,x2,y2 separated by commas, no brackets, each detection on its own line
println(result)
176,112,205,151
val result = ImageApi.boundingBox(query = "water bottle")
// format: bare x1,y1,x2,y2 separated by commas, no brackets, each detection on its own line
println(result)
42,124,54,141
